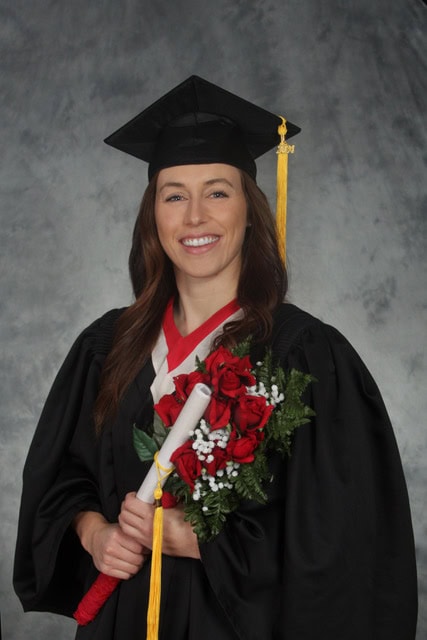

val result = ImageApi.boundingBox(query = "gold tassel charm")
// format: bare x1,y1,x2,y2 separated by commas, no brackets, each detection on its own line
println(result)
146,453,173,640
276,116,295,266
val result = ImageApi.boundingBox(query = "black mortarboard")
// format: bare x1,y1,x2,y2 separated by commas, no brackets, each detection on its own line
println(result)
104,75,300,181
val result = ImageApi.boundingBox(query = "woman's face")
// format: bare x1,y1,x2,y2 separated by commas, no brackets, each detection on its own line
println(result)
155,163,248,290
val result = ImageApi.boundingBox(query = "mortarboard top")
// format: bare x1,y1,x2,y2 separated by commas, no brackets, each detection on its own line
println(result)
104,75,300,181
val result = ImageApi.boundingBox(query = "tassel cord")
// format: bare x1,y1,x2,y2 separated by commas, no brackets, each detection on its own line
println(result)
146,452,174,640
276,116,295,267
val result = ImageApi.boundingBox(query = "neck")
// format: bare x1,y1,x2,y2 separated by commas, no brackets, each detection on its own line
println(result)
173,277,238,336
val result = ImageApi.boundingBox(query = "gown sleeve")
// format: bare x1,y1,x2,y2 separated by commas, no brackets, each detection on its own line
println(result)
199,316,418,640
13,309,124,616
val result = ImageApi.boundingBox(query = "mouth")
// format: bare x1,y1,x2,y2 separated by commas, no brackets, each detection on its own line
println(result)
181,235,219,247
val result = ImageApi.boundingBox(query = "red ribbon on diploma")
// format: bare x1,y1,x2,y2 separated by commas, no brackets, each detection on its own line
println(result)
74,574,120,625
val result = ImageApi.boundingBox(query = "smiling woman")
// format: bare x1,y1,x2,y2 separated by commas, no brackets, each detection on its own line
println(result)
13,76,417,640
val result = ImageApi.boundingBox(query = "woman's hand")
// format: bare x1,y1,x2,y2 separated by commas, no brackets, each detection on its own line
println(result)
119,492,201,560
73,511,147,579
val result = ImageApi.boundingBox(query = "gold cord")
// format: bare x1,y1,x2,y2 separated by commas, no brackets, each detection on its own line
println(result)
276,116,295,266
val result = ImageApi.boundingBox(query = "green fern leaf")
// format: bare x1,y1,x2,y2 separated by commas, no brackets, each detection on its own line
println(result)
133,425,158,462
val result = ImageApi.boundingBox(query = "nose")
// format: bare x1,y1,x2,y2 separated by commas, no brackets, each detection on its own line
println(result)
183,195,206,226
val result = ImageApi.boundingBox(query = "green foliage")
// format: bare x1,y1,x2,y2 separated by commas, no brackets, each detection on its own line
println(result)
254,346,274,382
231,337,252,358
163,471,187,497
233,450,269,502
152,413,168,449
195,355,207,373
133,425,158,462
184,486,240,541
133,416,168,463
164,472,239,541
265,368,316,454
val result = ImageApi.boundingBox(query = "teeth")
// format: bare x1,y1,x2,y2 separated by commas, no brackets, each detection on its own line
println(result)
182,236,218,247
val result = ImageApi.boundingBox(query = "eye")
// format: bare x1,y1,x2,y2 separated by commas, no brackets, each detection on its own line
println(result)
210,190,228,199
165,194,184,202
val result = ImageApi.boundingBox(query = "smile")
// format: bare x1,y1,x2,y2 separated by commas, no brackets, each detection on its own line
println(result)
181,236,219,247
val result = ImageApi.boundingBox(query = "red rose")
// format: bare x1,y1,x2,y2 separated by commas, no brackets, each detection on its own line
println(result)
232,394,273,433
217,368,248,398
161,491,179,508
174,370,209,402
204,394,232,430
170,440,202,492
226,432,260,464
154,393,183,427
204,346,255,398
173,374,190,402
203,446,228,476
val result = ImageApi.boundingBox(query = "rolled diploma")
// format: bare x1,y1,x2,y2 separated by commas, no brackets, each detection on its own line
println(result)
136,382,212,503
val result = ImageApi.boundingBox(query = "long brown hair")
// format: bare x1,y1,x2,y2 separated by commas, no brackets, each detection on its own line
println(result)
93,170,287,430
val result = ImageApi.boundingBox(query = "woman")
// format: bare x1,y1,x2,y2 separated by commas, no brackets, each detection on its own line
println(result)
14,76,417,639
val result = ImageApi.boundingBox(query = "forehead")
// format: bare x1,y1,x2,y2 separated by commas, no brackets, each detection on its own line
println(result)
156,163,242,187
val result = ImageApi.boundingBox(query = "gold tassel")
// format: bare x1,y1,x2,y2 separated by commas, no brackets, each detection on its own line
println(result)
146,453,173,640
276,116,295,266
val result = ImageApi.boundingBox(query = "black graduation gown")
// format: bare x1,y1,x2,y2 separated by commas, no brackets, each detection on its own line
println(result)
13,304,418,639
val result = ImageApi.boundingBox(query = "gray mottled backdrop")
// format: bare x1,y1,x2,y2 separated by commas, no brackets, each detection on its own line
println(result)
1,1,426,638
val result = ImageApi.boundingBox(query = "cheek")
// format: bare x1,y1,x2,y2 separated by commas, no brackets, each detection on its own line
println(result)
156,229,175,260
232,209,248,246
154,209,173,248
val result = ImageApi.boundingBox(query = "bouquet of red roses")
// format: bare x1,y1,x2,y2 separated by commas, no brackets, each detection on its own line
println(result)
134,340,314,542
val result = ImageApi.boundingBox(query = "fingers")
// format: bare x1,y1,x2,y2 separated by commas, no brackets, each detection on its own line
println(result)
96,548,143,580
115,529,143,555
91,522,145,580
161,505,200,559
118,493,155,548
120,492,155,519
118,493,200,559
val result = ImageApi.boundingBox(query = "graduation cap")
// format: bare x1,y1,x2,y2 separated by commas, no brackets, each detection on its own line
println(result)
105,75,300,263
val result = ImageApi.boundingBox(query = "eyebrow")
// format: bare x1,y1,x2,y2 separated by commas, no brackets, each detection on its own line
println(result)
158,177,236,193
